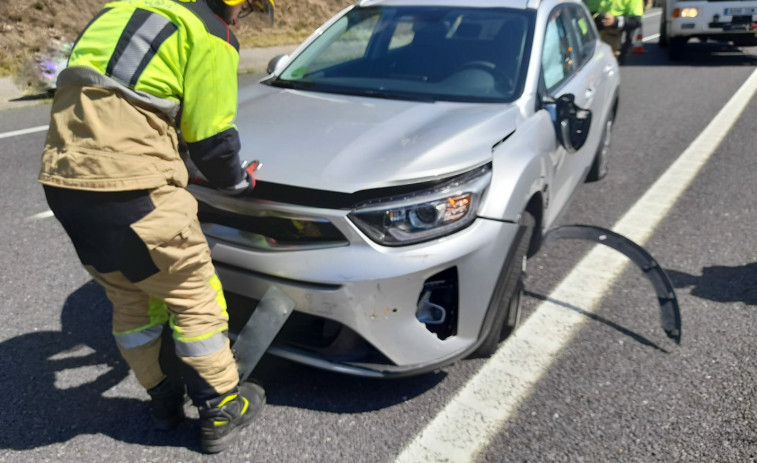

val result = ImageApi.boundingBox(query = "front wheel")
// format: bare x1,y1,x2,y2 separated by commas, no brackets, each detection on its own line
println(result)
585,104,615,183
473,211,534,357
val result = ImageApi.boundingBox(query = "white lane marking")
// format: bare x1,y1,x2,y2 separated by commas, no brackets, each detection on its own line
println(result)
28,210,54,220
394,68,757,463
644,10,662,18
643,33,661,42
0,125,49,140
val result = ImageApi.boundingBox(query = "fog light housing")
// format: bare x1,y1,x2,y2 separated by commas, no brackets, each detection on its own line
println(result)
416,268,458,340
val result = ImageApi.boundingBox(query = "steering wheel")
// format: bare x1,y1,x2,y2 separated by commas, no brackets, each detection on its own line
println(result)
459,60,515,93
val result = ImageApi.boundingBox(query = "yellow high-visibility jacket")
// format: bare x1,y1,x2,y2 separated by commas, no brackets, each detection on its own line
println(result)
39,0,246,192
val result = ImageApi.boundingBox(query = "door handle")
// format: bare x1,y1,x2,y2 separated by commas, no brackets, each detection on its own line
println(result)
585,86,595,99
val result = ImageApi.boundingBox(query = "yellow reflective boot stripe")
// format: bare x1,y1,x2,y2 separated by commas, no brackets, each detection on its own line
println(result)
112,297,168,349
241,396,249,415
212,395,247,426
218,393,238,408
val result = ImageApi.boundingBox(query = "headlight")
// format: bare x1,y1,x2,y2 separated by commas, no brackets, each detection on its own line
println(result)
673,7,698,18
348,165,492,246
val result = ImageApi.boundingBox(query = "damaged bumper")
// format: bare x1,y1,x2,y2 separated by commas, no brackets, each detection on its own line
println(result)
194,186,521,377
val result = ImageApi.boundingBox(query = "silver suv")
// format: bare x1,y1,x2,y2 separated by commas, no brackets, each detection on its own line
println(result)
190,0,620,377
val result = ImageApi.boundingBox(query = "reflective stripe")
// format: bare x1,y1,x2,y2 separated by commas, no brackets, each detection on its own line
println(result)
108,9,177,87
209,274,229,316
57,66,180,118
113,297,168,349
170,275,229,357
148,297,169,324
174,330,228,357
114,323,163,349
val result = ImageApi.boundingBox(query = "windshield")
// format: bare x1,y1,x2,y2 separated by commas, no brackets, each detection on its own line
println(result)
269,6,534,103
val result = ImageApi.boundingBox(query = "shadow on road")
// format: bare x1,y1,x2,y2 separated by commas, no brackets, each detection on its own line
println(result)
524,290,672,353
0,280,445,451
253,355,446,413
621,40,757,67
666,264,757,305
0,281,197,451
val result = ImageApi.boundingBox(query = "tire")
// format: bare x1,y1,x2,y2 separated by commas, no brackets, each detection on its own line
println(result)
585,104,615,183
659,14,668,48
473,211,534,357
669,37,687,61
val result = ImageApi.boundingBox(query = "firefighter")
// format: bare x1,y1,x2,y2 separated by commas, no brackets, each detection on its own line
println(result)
586,0,644,63
39,0,262,454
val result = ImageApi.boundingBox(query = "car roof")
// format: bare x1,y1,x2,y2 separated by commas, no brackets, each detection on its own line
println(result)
356,0,535,11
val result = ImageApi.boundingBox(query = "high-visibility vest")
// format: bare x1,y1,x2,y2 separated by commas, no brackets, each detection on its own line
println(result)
41,0,245,192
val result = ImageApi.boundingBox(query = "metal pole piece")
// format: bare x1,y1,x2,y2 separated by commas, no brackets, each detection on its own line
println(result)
233,285,296,383
543,225,682,344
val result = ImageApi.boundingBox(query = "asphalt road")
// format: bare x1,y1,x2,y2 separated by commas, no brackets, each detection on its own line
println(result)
1,12,756,462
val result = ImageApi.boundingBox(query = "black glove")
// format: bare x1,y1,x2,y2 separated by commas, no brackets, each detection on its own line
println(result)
219,160,259,197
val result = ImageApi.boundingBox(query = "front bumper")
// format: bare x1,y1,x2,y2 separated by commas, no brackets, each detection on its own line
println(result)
191,186,520,377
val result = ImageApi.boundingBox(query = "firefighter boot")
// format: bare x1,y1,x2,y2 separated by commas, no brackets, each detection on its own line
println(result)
147,376,187,430
198,382,266,454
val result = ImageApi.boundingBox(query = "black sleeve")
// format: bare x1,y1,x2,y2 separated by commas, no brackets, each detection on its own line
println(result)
622,16,642,31
186,127,245,190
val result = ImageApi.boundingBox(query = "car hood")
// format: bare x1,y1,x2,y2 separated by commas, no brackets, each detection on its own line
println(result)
235,83,521,193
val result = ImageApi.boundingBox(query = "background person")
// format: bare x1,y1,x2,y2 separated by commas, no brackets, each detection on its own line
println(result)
586,0,644,63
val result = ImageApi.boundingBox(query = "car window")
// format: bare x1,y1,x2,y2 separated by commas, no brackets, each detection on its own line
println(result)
288,12,381,77
274,6,535,103
541,8,577,92
567,6,596,66
388,17,415,50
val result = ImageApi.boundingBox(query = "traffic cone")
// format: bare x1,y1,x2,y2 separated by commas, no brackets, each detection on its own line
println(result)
631,27,645,53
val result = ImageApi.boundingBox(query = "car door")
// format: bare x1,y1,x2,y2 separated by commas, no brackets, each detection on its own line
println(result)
540,5,602,225
566,4,613,134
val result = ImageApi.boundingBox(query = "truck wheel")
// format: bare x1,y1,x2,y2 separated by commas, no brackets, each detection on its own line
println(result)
669,37,687,61
659,14,668,48
472,211,534,358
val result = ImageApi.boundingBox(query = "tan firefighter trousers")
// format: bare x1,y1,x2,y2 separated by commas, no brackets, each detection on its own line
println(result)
47,184,238,402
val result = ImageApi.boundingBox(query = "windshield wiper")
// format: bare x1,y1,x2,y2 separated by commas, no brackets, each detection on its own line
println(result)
267,79,435,102
268,79,317,90
329,88,435,103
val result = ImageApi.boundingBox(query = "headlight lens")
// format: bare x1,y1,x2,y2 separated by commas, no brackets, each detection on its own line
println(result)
348,165,491,246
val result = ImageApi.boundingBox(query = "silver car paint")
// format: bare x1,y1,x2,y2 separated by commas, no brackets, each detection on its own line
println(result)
236,85,521,192
197,0,620,375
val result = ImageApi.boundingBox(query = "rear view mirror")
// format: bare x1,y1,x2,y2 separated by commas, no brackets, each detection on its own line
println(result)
267,54,290,75
545,94,592,153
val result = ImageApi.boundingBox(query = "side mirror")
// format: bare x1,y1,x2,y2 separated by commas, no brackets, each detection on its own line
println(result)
267,54,290,75
544,94,592,153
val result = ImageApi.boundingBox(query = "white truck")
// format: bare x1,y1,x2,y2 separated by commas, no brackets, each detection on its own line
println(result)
659,0,757,59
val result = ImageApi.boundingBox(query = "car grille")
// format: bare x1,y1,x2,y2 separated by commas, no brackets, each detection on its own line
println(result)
198,200,348,250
